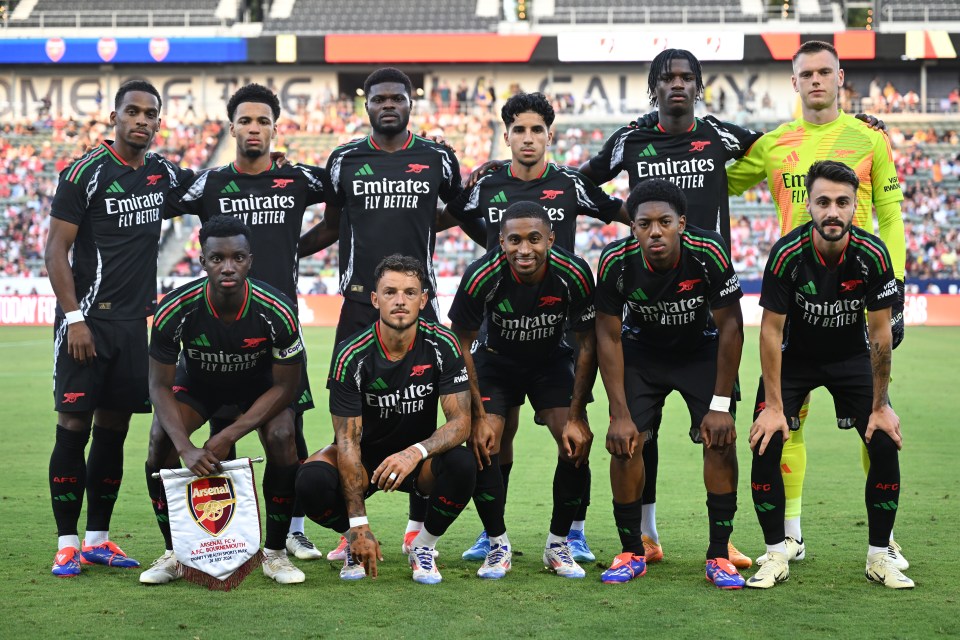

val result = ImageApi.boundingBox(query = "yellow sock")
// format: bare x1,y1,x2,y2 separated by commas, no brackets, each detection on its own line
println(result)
781,403,808,520
861,439,870,475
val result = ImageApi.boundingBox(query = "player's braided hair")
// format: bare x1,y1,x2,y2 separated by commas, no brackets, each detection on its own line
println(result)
626,178,687,219
374,254,425,288
364,68,413,97
806,160,860,194
500,201,552,228
115,80,162,110
501,92,555,128
792,40,838,66
199,214,252,248
227,83,281,122
647,48,704,106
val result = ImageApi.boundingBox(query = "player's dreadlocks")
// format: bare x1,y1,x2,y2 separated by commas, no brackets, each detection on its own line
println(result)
227,83,281,122
647,48,705,107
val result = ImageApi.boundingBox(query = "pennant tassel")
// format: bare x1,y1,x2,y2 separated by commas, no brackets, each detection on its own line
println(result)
180,550,264,591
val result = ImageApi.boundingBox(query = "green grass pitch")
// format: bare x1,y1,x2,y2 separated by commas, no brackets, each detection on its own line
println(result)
0,325,957,639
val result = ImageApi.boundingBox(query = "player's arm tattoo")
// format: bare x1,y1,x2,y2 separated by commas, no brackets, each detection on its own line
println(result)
596,311,630,420
712,303,745,398
419,390,472,456
570,329,598,418
451,325,485,420
758,309,787,411
333,414,368,518
868,307,894,409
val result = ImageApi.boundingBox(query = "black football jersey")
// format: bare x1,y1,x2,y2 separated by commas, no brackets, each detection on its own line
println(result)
326,132,462,302
150,277,304,387
588,117,762,247
328,318,469,455
595,225,742,354
166,161,330,305
448,246,595,360
51,141,191,319
760,222,897,362
447,161,622,252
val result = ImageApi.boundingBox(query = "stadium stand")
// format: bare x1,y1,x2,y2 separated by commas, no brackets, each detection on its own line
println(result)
879,0,960,23
8,0,228,28
0,118,223,279
263,0,499,34
533,0,835,25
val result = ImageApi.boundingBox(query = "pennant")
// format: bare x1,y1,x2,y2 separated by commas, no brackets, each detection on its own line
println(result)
161,458,263,591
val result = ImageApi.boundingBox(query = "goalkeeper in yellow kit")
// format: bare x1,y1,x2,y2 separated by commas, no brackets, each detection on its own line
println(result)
726,40,907,570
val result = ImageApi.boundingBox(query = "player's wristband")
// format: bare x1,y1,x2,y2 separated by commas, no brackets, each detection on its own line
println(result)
411,443,428,460
709,395,731,412
348,516,368,528
65,310,85,325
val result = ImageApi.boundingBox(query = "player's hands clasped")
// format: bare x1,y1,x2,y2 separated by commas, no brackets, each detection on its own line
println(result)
562,417,593,468
181,445,222,477
203,432,235,462
749,407,790,455
700,410,737,449
866,404,902,450
349,525,383,578
606,416,642,459
371,447,420,491
67,322,97,364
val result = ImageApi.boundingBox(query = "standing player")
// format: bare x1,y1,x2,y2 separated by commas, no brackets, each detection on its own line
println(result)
726,41,908,569
579,49,760,568
595,179,745,588
746,161,912,589
45,81,192,577
448,202,597,579
139,216,307,585
298,68,464,557
445,91,625,563
163,83,331,561
295,255,475,584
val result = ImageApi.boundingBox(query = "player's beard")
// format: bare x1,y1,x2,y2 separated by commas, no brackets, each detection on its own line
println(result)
242,145,267,159
381,311,418,332
813,217,852,242
372,112,409,136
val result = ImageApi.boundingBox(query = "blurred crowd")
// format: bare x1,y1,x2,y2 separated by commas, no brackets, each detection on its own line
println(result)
2,111,958,288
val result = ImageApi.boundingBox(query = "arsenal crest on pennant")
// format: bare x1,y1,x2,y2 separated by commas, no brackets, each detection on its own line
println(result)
187,476,236,537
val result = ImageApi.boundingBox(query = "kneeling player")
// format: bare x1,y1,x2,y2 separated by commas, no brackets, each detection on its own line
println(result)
295,255,475,584
595,179,745,588
746,161,912,589
141,216,306,585
449,201,598,579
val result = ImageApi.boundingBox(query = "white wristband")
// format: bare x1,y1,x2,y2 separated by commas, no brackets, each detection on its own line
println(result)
710,395,731,412
412,442,428,460
348,516,368,528
65,310,85,325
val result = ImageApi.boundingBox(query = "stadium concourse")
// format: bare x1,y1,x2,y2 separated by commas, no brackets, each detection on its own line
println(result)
2,106,958,290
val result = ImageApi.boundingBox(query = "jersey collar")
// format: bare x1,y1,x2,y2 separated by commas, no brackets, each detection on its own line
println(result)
102,141,136,168
203,279,251,321
230,160,277,174
367,131,415,151
809,225,848,267
656,119,697,134
506,161,551,180
374,320,417,361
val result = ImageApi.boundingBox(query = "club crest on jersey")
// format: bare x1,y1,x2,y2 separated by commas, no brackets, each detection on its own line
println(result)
188,476,236,537
538,296,563,307
689,140,711,152
677,279,702,293
410,364,433,377
541,189,564,200
241,337,268,349
62,392,85,404
406,164,430,174
146,174,163,186
840,279,863,292
271,178,294,189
